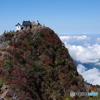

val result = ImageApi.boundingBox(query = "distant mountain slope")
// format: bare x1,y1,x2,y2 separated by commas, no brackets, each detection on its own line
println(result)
75,61,100,70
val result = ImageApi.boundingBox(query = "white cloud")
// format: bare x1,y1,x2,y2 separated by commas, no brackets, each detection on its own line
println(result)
62,42,100,63
77,64,100,85
77,64,87,73
96,38,100,44
95,62,100,66
60,35,90,42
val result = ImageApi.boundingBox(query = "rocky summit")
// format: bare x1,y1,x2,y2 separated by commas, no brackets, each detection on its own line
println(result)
0,26,87,100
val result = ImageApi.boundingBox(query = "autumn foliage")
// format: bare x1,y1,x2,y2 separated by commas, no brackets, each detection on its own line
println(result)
0,27,86,100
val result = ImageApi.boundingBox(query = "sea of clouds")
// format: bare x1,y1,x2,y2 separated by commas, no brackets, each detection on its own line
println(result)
60,34,100,85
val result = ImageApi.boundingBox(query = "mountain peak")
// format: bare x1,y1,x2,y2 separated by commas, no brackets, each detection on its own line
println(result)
0,25,87,99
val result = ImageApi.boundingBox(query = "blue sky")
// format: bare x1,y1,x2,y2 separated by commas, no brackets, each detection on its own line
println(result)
0,0,100,35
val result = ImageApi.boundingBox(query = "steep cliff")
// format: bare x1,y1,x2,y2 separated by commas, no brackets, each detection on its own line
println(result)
0,27,87,100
